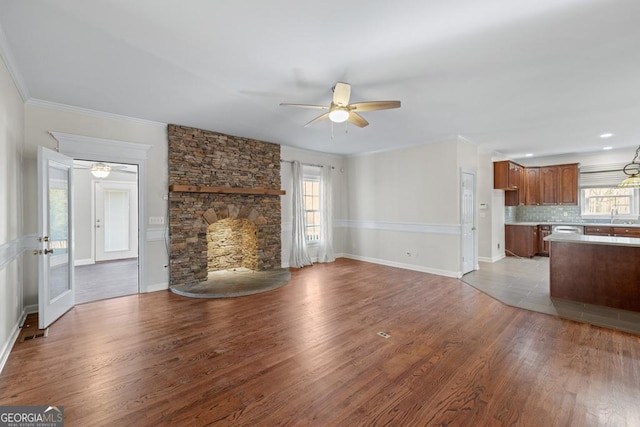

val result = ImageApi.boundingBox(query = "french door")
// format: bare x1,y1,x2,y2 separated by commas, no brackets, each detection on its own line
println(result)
37,147,75,329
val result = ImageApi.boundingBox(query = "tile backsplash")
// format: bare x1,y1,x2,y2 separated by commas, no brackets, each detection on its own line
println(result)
507,205,582,222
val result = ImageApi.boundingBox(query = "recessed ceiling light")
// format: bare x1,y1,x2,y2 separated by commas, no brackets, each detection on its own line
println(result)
603,146,613,150
600,133,614,138
525,153,533,157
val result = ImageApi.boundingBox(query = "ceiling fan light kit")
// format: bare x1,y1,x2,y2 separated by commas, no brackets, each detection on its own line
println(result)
328,108,349,123
280,82,401,129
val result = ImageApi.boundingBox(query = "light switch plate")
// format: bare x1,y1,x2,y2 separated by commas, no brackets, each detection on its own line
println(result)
149,216,164,225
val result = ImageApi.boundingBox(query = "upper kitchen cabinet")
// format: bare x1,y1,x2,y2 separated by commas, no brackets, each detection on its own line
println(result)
524,167,540,205
494,161,524,191
541,163,579,205
494,161,578,206
557,163,579,205
540,166,559,204
494,161,525,206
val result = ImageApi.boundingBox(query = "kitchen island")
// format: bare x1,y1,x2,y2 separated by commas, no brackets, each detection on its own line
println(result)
545,233,640,312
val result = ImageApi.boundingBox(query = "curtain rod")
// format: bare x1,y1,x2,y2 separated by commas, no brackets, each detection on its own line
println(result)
280,159,334,169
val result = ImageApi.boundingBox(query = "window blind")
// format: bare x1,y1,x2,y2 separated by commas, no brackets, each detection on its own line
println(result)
579,163,627,187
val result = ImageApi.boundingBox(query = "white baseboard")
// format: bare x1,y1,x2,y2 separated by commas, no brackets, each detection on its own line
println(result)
144,282,168,293
281,254,347,269
74,258,94,266
23,304,38,314
478,254,506,263
342,254,461,278
0,307,30,375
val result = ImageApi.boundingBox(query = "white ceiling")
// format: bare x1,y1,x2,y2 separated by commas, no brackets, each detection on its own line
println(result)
1,0,639,158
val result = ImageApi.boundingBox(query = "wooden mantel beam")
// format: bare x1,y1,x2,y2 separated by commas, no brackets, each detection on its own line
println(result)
169,184,285,196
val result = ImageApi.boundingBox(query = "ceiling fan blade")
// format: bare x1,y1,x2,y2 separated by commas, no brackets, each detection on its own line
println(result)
347,112,369,128
280,103,328,110
304,112,330,127
332,82,351,106
349,101,401,112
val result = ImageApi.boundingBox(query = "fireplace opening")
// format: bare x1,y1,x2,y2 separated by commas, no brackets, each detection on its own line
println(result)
208,218,258,272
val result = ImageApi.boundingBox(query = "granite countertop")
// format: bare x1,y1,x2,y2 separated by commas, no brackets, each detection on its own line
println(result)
505,221,640,228
544,233,640,247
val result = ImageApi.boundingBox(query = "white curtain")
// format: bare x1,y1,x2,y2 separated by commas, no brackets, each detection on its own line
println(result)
290,161,312,268
318,164,335,263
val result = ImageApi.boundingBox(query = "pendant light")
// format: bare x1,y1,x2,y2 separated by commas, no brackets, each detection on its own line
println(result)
91,162,111,178
619,145,640,188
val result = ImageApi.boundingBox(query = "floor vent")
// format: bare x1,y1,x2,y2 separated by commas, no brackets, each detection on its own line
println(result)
18,313,49,342
21,329,49,342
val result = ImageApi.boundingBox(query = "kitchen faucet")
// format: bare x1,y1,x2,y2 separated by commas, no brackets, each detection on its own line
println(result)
610,207,619,224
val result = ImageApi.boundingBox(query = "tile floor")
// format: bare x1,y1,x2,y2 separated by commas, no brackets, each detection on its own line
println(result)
463,256,640,336
75,258,138,304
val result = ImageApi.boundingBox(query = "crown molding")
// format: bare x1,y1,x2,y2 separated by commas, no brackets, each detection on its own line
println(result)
0,23,30,101
26,98,166,128
50,131,152,161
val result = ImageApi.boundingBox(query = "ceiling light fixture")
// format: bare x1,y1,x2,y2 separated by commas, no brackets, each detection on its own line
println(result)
619,145,640,188
600,133,614,138
91,162,111,178
525,153,533,157
328,107,349,123
602,146,613,150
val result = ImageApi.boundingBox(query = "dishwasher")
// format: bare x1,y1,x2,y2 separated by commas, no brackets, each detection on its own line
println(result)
551,225,584,234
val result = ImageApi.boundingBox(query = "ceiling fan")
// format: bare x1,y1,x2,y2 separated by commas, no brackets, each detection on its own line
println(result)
280,82,401,128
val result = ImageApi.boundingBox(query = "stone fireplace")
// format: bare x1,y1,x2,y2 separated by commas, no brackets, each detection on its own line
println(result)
167,124,283,287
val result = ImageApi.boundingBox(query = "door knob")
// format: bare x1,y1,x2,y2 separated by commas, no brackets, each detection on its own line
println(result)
44,248,54,255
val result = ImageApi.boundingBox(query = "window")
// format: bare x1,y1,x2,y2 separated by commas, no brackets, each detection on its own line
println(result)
303,176,321,243
581,187,639,219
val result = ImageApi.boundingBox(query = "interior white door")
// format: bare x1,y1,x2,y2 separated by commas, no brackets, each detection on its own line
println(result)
461,171,476,275
95,181,138,261
37,147,75,329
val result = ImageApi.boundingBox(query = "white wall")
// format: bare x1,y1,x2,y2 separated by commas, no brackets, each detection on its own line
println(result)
477,151,506,262
343,138,477,277
0,55,25,371
22,103,169,304
280,145,346,266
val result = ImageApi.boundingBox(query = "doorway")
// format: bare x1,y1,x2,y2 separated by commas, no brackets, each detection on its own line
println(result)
73,160,139,303
461,170,477,275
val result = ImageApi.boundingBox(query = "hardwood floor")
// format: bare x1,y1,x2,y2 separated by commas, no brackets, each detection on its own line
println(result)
2,258,639,426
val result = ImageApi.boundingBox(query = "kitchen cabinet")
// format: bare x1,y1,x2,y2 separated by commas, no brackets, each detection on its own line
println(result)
539,166,558,205
539,164,579,206
494,162,578,206
557,164,579,205
493,161,524,190
548,237,640,312
524,167,540,205
505,225,537,257
494,161,524,206
538,225,551,255
584,226,613,236
612,227,640,238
